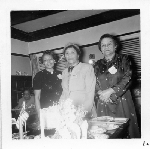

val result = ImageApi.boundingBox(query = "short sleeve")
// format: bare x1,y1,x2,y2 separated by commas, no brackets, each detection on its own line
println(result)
18,98,24,107
33,72,42,90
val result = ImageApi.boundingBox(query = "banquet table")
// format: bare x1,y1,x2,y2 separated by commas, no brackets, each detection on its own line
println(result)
26,119,129,139
12,117,130,139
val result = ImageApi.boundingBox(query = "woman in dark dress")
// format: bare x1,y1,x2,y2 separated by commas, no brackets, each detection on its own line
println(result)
94,34,140,138
33,51,62,119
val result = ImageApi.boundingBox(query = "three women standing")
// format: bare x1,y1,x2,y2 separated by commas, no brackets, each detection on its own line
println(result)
94,34,140,138
33,34,140,138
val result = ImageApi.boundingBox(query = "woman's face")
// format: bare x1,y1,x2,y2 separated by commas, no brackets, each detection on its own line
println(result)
65,47,79,65
23,90,30,100
43,54,55,69
100,37,117,57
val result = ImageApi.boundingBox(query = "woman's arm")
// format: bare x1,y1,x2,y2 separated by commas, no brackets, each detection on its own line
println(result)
98,55,132,103
84,65,96,112
34,90,41,119
111,55,132,100
17,98,24,109
33,71,42,118
59,70,66,102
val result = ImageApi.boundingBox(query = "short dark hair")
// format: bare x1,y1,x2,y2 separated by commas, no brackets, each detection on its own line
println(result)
23,88,31,94
41,50,58,63
98,34,118,51
63,43,81,57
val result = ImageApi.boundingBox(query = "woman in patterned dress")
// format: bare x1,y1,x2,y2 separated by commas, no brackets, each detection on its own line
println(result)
94,34,140,138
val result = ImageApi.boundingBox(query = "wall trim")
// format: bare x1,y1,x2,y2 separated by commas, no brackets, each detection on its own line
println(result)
29,30,140,55
11,53,29,57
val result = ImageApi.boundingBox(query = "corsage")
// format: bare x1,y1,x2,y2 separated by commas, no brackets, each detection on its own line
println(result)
108,65,117,74
57,74,62,79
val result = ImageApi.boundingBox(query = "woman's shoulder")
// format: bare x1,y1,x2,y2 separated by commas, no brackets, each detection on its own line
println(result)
19,97,24,103
62,67,68,74
34,69,46,80
116,54,130,62
35,69,45,76
94,59,102,67
79,63,93,71
116,53,129,58
80,62,92,67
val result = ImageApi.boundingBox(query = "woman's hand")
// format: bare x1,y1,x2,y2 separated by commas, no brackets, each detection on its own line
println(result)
98,88,115,103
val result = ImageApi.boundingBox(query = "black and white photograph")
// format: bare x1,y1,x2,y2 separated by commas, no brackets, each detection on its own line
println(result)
1,0,150,149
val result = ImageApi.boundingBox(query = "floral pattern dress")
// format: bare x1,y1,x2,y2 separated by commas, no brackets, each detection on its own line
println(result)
94,53,140,138
33,69,62,108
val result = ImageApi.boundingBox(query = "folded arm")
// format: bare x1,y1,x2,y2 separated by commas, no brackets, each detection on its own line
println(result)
34,90,41,119
111,55,132,101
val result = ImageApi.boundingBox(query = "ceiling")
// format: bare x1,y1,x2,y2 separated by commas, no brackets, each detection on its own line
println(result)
11,10,140,42
11,10,108,33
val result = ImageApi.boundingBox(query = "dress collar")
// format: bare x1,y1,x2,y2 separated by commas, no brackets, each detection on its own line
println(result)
101,53,118,65
68,62,80,73
45,68,55,74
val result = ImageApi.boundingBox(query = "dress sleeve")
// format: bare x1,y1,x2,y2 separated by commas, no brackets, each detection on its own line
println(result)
18,98,24,107
94,60,102,94
33,72,42,90
84,65,96,112
111,55,132,100
59,70,66,101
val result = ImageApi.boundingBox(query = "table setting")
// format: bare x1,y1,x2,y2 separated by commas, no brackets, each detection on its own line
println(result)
12,99,129,139
87,116,129,139
12,116,129,139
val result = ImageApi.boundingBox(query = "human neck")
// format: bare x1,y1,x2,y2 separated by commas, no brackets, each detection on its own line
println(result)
46,68,54,72
105,53,115,61
69,61,79,67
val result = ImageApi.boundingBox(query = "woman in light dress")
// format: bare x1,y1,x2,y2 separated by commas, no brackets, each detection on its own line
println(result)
60,43,97,118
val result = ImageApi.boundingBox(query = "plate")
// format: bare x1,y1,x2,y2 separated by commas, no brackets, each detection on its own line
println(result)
89,117,129,125
106,124,119,130
91,116,114,122
92,134,109,139
90,128,106,134
114,118,128,123
24,135,35,139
